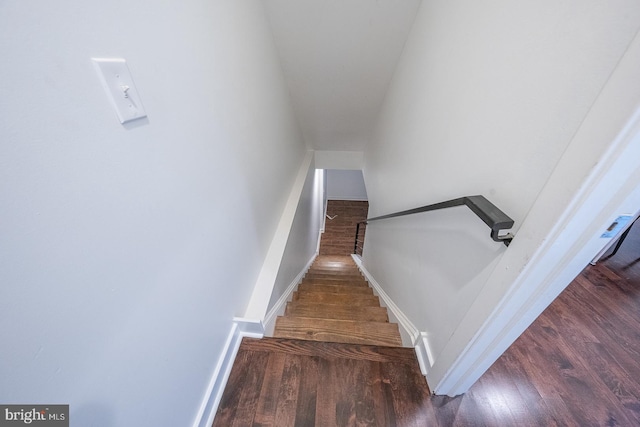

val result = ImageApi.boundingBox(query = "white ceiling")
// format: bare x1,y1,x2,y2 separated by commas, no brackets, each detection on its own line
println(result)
264,0,422,151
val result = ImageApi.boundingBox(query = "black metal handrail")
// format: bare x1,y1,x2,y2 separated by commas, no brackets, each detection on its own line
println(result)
353,195,515,254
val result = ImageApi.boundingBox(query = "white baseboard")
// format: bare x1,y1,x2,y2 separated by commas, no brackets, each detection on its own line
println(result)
192,318,264,427
351,255,435,376
263,253,317,336
414,332,436,376
193,252,317,427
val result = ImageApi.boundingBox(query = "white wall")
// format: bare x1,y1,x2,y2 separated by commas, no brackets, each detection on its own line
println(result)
314,150,364,170
365,0,640,221
362,0,640,387
363,207,505,354
0,1,304,426
431,29,640,395
326,169,368,201
267,167,325,313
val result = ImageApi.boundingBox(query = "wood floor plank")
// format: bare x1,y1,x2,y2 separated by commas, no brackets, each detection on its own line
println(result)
452,392,491,427
474,368,516,425
333,359,358,427
293,355,319,427
481,358,531,425
252,352,286,427
515,319,634,426
581,342,640,425
381,359,434,427
272,354,301,427
230,350,269,427
354,359,378,426
212,350,250,427
506,340,578,427
561,278,640,372
370,361,395,427
497,350,561,427
211,349,269,427
575,273,640,330
521,326,607,426
459,380,499,427
314,357,339,427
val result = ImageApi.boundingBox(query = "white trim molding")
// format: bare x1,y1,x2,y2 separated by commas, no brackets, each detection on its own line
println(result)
192,318,264,427
263,254,317,336
244,151,314,320
414,332,436,377
192,253,317,427
352,255,436,376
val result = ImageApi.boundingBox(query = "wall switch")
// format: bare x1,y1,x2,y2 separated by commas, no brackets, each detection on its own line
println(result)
601,215,632,238
92,58,147,124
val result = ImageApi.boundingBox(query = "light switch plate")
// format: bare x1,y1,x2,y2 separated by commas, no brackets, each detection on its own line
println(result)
92,58,147,124
601,215,632,238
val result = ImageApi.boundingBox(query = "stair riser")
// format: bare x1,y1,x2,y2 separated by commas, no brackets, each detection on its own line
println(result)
297,284,373,295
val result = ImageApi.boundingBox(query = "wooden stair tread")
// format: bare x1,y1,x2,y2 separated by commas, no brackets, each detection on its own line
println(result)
286,301,389,322
307,268,361,273
271,255,404,348
273,316,403,347
293,291,380,306
305,272,363,279
302,279,369,287
297,283,373,294
239,337,417,364
303,275,367,282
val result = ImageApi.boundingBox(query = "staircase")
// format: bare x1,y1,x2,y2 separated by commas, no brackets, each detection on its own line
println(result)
213,256,427,425
273,255,403,347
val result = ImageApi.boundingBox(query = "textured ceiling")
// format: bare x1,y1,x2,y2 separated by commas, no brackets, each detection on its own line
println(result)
264,0,421,151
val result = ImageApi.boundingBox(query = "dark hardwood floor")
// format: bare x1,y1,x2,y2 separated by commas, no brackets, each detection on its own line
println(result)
213,224,640,426
213,338,431,427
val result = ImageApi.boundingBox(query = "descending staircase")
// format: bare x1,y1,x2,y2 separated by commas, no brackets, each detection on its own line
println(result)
213,256,428,425
273,255,403,347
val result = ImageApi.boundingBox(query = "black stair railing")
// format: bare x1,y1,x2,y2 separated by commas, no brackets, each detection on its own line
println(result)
353,195,515,255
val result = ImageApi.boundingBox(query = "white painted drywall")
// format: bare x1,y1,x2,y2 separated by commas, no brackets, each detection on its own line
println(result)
314,150,364,170
363,207,506,355
362,0,640,390
0,1,304,426
431,29,640,395
365,0,640,222
266,166,325,313
264,0,421,151
326,170,368,201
